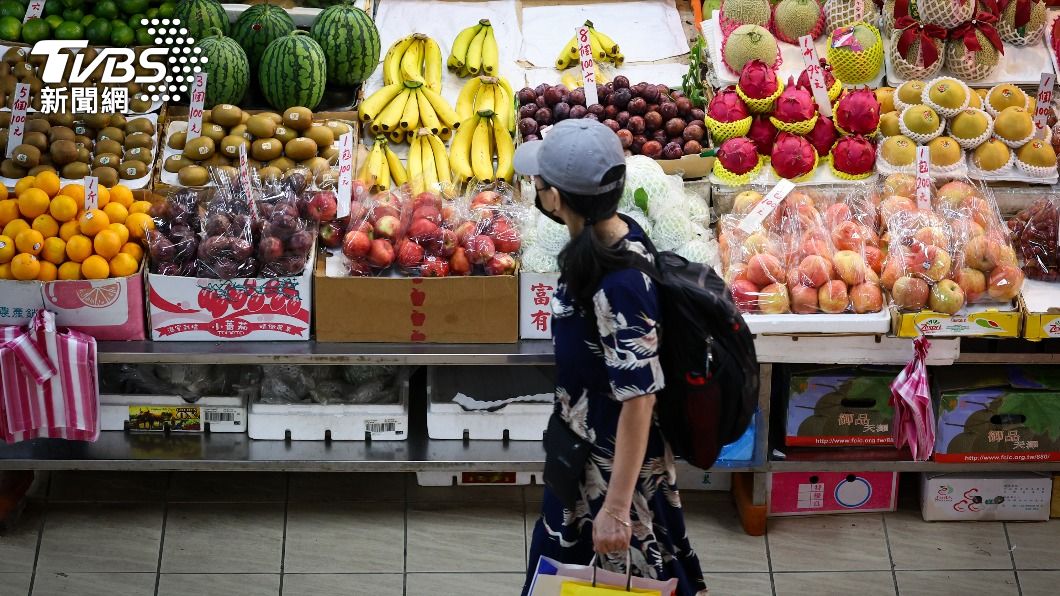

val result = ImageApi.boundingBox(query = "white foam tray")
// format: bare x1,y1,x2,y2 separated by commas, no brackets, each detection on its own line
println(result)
247,378,409,441
753,334,960,365
884,32,1054,88
744,306,891,335
101,393,247,433
1022,279,1060,313
426,366,553,440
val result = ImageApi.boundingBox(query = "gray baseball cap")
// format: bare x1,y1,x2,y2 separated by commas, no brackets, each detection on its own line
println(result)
514,119,625,195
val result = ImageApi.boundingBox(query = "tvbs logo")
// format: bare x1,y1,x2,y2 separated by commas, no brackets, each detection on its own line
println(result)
33,41,167,85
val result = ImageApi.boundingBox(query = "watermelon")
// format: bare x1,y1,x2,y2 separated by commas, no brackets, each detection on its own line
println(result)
310,2,381,87
175,0,229,43
259,31,327,111
232,2,295,73
194,28,250,107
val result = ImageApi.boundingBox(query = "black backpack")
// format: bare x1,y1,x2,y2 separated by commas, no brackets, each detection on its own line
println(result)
623,215,760,469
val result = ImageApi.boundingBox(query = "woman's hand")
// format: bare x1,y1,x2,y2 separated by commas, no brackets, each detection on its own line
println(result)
592,507,632,554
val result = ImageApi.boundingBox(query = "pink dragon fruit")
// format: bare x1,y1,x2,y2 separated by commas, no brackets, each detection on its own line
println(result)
834,87,881,136
738,59,780,100
797,59,837,93
747,116,778,154
772,78,816,124
771,132,817,179
803,115,838,157
707,86,751,123
830,135,876,177
716,137,761,175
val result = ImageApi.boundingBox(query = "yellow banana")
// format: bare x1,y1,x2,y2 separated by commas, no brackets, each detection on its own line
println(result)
561,72,579,91
556,52,572,70
378,145,392,191
420,133,439,192
475,81,495,116
481,23,498,76
491,115,513,182
417,89,442,134
492,84,512,134
358,82,404,122
613,52,624,67
388,129,406,144
400,88,420,132
377,88,410,132
449,22,482,70
456,76,484,121
591,27,620,56
400,36,425,84
448,114,478,181
564,35,579,57
408,133,425,195
384,142,408,186
426,133,451,187
384,34,417,85
439,128,452,142
418,86,461,130
423,36,443,92
588,31,607,62
470,116,493,182
465,26,487,76
367,141,385,188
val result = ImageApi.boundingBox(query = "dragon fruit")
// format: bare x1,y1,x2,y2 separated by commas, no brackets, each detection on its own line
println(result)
771,132,817,179
772,78,816,123
830,135,877,177
804,115,838,157
747,116,778,154
738,59,780,100
716,137,761,175
834,87,881,135
708,86,751,123
797,59,838,92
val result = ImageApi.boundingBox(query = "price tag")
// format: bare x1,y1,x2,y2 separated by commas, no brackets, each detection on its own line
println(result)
187,72,208,142
915,146,932,210
1033,72,1055,140
22,1,43,22
576,26,598,106
336,132,354,218
798,36,832,118
7,82,29,159
83,176,99,211
738,179,795,233
237,142,252,207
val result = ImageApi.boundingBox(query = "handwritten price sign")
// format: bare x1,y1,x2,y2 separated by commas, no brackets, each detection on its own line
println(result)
237,142,252,207
798,36,832,118
84,176,99,211
7,82,29,159
1033,72,1055,140
336,132,354,218
577,26,598,106
23,1,43,22
187,72,208,142
738,179,796,233
915,146,932,210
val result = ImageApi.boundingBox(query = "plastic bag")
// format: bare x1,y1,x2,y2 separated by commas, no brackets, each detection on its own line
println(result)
943,180,1024,305
255,169,315,278
456,181,530,276
340,187,411,276
196,168,258,279
99,363,258,404
257,365,403,405
1008,196,1060,282
147,187,204,276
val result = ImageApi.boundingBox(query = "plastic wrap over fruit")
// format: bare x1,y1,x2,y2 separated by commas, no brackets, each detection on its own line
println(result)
147,187,205,276
456,181,531,277
1008,195,1060,282
255,168,316,278
257,365,405,405
101,363,260,404
194,168,260,279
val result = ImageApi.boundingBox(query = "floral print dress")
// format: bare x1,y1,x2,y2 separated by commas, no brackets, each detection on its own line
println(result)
522,223,706,596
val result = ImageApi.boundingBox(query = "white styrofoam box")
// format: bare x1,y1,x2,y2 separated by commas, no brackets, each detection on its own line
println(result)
248,377,409,441
744,307,892,335
753,334,960,365
417,471,539,486
675,460,732,491
102,393,246,433
519,272,560,339
427,366,554,440
921,473,1054,521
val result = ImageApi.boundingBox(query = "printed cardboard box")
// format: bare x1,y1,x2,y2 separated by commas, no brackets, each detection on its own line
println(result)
519,272,560,340
934,366,1060,463
768,471,898,517
921,473,1053,521
0,271,145,340
785,367,898,447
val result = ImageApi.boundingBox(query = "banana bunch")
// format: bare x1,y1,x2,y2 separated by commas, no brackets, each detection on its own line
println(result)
448,19,499,78
358,136,408,192
555,21,624,69
456,76,515,133
560,69,611,90
358,81,461,139
383,33,442,91
449,110,514,184
408,129,453,195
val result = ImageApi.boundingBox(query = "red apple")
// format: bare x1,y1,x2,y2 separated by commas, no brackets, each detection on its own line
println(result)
342,230,372,260
471,190,502,209
421,255,451,277
466,234,496,265
758,283,790,314
798,229,832,259
790,285,819,314
731,279,759,312
831,220,865,251
824,203,852,228
936,180,977,209
490,218,522,253
725,262,749,285
864,245,883,274
454,221,478,245
988,265,1024,301
319,221,343,248
929,279,966,314
370,203,400,223
407,218,440,242
818,280,849,313
884,173,916,198
374,214,402,240
367,238,396,268
914,226,947,248
879,195,916,227
441,204,460,227
397,239,425,269
742,231,774,256
449,247,472,276
954,267,986,303
412,192,442,212
428,228,458,258
746,253,784,287
485,252,517,276
850,282,883,313
732,190,763,214
892,276,930,310
412,206,442,226
906,244,951,282
797,255,832,288
306,190,337,222
833,250,867,286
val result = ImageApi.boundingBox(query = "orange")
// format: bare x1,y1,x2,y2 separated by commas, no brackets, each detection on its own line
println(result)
0,234,12,263
57,261,82,280
129,200,153,214
96,186,110,208
0,185,7,201
17,188,50,219
41,237,65,265
109,252,138,278
65,234,92,262
33,171,61,198
110,185,134,208
120,242,143,262
58,220,80,241
14,176,36,197
108,223,129,245
79,209,110,237
10,253,40,280
125,212,154,241
93,229,121,259
49,195,78,222
0,263,10,279
36,261,56,281
32,214,58,238
81,254,109,279
0,199,18,226
60,184,85,209
102,202,128,225
14,229,43,255
3,219,29,240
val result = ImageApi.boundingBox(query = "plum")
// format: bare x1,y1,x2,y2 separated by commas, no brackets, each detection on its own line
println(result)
676,97,693,115
603,105,618,119
663,141,684,160
519,104,538,119
523,133,541,141
641,85,660,104
602,119,621,132
609,88,632,109
652,129,668,145
231,238,254,261
631,83,647,97
631,134,648,154
544,86,564,106
691,108,705,121
583,112,599,121
149,232,175,262
616,129,634,148
665,118,687,137
535,108,553,125
569,105,588,119
289,230,314,254
553,102,571,121
535,95,547,108
644,111,663,131
205,213,231,237
534,83,551,96
613,75,630,89
517,87,537,105
641,140,663,158
682,124,705,142
683,140,703,155
519,117,539,136
660,102,678,119
628,97,648,115
569,88,586,106
627,115,646,134
616,111,630,126
587,104,605,117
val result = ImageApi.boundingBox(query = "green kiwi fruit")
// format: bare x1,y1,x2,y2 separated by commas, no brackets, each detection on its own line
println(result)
261,112,283,124
305,124,334,148
28,165,56,176
94,138,122,156
110,114,128,129
92,166,119,187
183,136,216,161
252,138,282,161
50,140,78,165
93,153,121,169
201,109,212,123
11,144,40,168
216,165,239,179
119,160,147,180
124,117,155,136
282,107,314,131
11,61,35,79
48,126,75,144
178,165,210,186
24,132,47,152
168,130,187,150
38,153,52,166
202,123,226,144
125,147,152,164
129,96,153,113
97,126,125,144
321,146,339,162
273,125,295,144
302,157,330,175
240,111,250,124
326,120,352,137
202,155,230,168
2,47,28,64
48,113,74,128
26,119,49,134
0,159,26,178
75,146,91,163
247,159,263,170
164,155,193,173
61,161,90,179
284,137,317,161
229,124,248,139
219,135,249,158
124,132,154,150
211,104,243,128
257,166,283,181
245,114,276,139
268,156,295,172
84,113,112,130
74,135,93,150
0,129,8,154
0,113,10,127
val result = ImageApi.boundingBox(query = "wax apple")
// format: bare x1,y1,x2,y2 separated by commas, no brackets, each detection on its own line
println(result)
818,280,849,313
850,282,883,313
929,279,965,314
954,267,986,302
746,253,784,287
757,283,790,314
892,276,930,310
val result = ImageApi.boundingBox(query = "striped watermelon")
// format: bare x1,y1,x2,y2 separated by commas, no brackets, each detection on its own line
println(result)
259,31,327,111
194,29,250,107
310,3,381,87
232,2,295,72
175,0,229,44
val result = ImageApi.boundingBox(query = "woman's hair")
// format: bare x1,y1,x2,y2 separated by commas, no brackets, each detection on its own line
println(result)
554,164,640,312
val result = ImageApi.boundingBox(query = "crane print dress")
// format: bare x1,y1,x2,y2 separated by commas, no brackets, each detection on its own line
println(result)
522,222,706,596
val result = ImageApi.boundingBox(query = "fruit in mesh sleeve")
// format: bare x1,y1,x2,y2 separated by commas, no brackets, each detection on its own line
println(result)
998,0,1047,46
830,135,876,177
720,0,772,31
834,87,881,135
772,0,824,45
723,25,780,73
737,59,780,101
770,132,817,179
772,79,817,125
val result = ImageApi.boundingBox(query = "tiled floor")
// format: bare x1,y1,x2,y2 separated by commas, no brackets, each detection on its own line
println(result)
0,471,1056,595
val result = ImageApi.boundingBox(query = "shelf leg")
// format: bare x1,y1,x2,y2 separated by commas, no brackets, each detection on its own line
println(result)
0,471,34,531
732,472,767,536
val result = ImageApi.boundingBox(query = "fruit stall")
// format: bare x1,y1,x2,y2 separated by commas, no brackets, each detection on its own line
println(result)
0,0,1059,536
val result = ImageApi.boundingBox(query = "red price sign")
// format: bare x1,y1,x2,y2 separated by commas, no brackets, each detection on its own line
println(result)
84,176,99,211
23,1,43,22
336,132,354,218
915,146,932,210
739,179,795,233
7,82,29,159
577,26,598,106
1033,73,1055,140
187,72,208,142
798,36,832,118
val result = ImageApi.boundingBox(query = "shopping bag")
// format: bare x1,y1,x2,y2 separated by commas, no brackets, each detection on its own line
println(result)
528,555,677,596
889,336,935,461
0,310,99,443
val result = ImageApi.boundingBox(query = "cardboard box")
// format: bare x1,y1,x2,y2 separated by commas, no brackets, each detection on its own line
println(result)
785,367,897,447
314,254,517,343
921,473,1053,521
657,154,715,179
892,300,1022,338
146,251,314,341
102,394,247,433
934,365,1060,463
1021,280,1060,340
519,271,560,339
0,271,146,340
768,471,898,517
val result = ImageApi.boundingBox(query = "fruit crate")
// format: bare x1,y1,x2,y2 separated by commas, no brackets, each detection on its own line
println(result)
891,297,1024,338
426,365,553,441
102,393,248,433
1022,280,1060,340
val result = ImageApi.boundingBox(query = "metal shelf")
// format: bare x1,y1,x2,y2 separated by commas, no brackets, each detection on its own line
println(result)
769,459,1060,473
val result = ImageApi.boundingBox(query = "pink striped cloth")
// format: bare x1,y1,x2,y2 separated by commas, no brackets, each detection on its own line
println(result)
889,336,935,461
0,310,99,443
